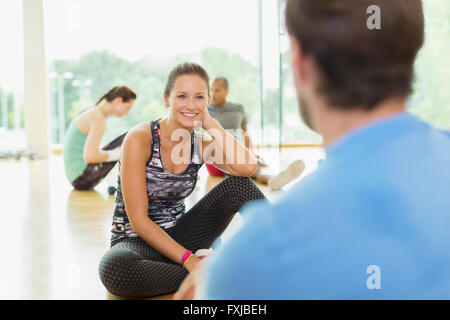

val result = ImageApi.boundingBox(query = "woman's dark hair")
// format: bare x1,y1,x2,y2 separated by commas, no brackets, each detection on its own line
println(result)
164,62,210,97
95,86,137,106
285,0,424,110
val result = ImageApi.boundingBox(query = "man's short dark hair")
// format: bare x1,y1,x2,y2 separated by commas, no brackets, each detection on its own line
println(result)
285,0,424,110
213,77,229,89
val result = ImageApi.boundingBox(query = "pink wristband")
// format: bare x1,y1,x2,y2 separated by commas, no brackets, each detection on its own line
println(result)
182,254,194,268
179,250,192,266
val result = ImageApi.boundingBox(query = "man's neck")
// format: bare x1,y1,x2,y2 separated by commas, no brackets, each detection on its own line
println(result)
213,100,227,107
315,97,407,148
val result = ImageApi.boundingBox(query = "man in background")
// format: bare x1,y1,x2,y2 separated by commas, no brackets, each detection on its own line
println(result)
207,77,305,190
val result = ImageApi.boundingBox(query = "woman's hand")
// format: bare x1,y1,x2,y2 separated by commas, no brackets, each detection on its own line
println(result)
183,254,202,273
198,107,257,177
174,259,206,300
198,107,216,130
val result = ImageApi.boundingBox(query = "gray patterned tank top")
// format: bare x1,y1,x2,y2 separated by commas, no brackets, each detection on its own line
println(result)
111,119,203,245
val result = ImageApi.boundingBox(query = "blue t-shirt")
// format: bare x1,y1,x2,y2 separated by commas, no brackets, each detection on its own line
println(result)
204,112,450,299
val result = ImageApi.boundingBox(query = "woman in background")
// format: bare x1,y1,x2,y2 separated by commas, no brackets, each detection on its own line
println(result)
63,86,136,191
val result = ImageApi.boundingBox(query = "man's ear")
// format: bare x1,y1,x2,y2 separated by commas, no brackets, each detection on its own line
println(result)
289,35,308,84
163,92,170,108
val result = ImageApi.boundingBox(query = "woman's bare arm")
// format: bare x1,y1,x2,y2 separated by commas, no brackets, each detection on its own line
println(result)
200,114,257,177
82,112,111,163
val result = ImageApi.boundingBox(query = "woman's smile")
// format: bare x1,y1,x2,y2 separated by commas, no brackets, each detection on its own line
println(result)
180,112,199,119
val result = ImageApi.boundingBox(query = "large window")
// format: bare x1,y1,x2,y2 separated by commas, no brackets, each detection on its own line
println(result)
0,0,25,151
258,0,323,147
408,0,450,129
277,0,322,145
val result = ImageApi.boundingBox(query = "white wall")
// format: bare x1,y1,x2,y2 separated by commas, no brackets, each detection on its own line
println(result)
22,0,49,157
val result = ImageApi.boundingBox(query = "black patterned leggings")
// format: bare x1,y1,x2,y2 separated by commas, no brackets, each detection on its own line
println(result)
72,133,127,190
98,176,268,298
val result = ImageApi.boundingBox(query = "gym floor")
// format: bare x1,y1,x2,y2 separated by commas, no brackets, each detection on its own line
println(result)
0,147,324,300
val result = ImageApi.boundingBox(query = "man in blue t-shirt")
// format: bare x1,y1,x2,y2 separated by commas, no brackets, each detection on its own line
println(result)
175,0,450,299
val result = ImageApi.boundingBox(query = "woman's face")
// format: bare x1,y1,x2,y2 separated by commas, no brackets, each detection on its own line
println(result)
164,74,210,128
114,98,135,117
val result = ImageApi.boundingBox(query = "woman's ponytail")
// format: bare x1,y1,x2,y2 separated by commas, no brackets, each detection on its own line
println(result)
96,86,137,105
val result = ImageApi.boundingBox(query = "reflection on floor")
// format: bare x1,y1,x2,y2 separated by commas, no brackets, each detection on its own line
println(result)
0,147,324,300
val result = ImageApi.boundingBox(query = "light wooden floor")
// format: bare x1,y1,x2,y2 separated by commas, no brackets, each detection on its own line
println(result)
0,147,324,300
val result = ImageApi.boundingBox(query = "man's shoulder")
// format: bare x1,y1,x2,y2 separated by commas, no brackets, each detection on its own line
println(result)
244,167,341,223
208,102,245,111
225,102,245,111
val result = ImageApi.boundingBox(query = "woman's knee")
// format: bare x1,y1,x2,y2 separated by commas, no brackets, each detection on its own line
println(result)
223,175,253,186
98,247,142,296
222,175,257,193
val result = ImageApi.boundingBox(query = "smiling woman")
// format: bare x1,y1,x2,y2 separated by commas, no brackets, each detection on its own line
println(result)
98,62,267,298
